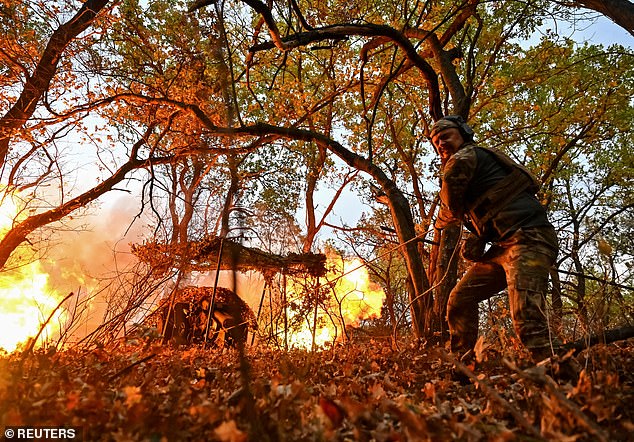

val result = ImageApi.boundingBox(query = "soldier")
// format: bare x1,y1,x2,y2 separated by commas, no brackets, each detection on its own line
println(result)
430,115,564,366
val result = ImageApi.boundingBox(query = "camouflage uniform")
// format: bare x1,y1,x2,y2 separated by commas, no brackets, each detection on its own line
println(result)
446,226,558,358
436,141,559,360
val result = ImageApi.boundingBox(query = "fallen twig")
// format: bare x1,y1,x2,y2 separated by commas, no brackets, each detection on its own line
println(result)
438,349,543,439
108,353,157,382
502,358,608,442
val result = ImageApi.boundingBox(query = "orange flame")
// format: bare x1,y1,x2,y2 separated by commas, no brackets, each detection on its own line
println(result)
0,191,65,353
286,253,385,349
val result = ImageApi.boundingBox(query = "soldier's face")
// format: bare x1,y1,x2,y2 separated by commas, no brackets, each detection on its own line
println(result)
431,128,464,163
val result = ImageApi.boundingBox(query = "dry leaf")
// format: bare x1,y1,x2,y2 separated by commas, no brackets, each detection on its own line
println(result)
214,420,247,442
319,396,346,428
123,386,142,408
423,382,435,400
66,391,80,411
370,383,386,400
474,336,490,363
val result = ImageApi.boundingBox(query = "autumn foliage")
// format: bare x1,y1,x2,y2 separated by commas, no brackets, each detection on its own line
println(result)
1,1,633,440
1,337,632,441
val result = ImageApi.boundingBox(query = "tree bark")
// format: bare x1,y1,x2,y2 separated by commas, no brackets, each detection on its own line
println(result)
431,223,461,341
0,130,170,271
550,267,564,334
0,0,110,167
303,144,327,253
567,0,634,36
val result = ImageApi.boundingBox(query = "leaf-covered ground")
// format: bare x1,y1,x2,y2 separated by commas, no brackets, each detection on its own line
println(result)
1,337,632,441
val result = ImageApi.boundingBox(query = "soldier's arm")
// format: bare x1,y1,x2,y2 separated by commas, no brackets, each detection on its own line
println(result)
434,202,458,230
439,147,477,222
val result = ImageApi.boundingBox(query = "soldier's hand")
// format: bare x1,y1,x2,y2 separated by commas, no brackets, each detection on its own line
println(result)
461,233,486,262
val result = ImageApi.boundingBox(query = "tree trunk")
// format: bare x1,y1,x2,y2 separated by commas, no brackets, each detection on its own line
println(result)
220,155,241,237
431,223,461,342
384,185,430,337
303,144,327,253
0,0,110,167
550,267,563,335
0,129,164,270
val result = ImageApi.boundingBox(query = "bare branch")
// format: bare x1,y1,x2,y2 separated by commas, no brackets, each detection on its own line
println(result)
248,23,442,119
0,124,164,270
0,0,111,167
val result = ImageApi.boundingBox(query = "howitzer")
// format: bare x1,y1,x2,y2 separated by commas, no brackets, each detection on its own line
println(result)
150,286,257,348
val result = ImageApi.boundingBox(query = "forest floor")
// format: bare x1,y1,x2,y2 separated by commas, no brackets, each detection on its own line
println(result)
1,335,632,442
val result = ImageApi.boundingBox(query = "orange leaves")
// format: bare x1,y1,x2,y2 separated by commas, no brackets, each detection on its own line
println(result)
423,381,435,400
0,341,632,440
122,386,142,408
318,396,346,428
214,420,247,442
66,391,81,411
474,335,492,363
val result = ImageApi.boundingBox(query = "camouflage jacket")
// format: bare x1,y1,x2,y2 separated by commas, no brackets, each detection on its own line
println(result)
436,143,552,241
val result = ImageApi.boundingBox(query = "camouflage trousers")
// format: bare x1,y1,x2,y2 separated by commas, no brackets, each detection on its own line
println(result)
446,226,559,359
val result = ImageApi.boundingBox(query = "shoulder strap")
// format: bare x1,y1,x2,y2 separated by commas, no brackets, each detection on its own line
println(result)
465,146,542,236
477,146,541,194
473,169,533,227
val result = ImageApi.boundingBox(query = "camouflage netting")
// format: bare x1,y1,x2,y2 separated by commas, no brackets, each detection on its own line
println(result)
149,286,255,321
147,286,257,346
170,286,257,327
131,236,327,278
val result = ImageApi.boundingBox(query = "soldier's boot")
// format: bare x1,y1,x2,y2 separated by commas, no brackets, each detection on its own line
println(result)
449,348,476,385
531,346,582,384
552,352,582,384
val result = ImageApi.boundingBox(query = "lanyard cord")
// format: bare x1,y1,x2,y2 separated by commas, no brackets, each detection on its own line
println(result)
391,224,463,348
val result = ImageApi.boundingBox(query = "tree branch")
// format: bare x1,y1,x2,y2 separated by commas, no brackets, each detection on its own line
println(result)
249,23,442,119
0,0,111,167
557,0,634,36
0,124,165,270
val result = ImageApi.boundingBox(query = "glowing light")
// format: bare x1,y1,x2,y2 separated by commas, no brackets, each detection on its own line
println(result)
335,257,385,326
286,253,385,349
0,190,66,353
